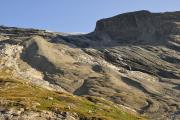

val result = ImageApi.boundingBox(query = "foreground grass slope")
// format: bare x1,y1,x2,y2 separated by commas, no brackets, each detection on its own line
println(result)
0,68,146,120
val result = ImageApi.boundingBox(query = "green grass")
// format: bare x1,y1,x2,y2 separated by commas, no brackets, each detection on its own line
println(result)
0,68,147,120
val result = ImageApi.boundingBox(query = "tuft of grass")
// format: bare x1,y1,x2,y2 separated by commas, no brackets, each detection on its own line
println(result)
0,68,147,120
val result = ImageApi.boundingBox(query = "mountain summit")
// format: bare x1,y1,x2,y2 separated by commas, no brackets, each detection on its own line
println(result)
94,10,180,45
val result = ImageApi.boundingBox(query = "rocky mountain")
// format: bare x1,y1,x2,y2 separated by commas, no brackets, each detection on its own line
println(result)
0,10,179,120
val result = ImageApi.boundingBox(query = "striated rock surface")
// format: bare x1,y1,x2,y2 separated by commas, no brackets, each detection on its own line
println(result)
93,10,180,46
0,11,180,120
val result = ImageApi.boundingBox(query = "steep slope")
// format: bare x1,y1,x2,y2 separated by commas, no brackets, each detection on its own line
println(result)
0,68,144,120
0,10,180,120
53,11,180,119
0,27,146,120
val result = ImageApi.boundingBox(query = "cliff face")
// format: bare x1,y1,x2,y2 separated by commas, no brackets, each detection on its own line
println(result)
0,11,180,120
94,10,180,46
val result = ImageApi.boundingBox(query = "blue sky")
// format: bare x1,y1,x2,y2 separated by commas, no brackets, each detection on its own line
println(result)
0,0,180,32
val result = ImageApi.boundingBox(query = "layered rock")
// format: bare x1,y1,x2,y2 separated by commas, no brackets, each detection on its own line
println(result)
93,10,180,46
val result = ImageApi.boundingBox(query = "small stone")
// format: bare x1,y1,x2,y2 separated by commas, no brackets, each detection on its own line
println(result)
33,102,41,106
19,108,24,112
32,102,41,108
47,97,54,100
64,106,71,110
88,110,92,113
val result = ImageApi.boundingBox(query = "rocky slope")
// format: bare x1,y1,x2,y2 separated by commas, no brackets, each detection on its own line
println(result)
0,10,180,120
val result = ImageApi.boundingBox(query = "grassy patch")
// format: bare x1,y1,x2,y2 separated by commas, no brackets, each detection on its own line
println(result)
0,68,147,120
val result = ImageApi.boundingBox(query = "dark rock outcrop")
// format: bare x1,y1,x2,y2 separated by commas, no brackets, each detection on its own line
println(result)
92,10,180,46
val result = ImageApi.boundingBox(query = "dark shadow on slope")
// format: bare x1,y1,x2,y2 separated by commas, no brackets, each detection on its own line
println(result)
157,69,179,79
160,55,180,65
73,79,90,95
20,39,64,85
50,33,170,49
173,85,180,90
121,77,148,93
0,39,22,45
167,43,180,52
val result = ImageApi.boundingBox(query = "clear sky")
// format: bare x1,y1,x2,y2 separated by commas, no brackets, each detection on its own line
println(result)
0,0,180,33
